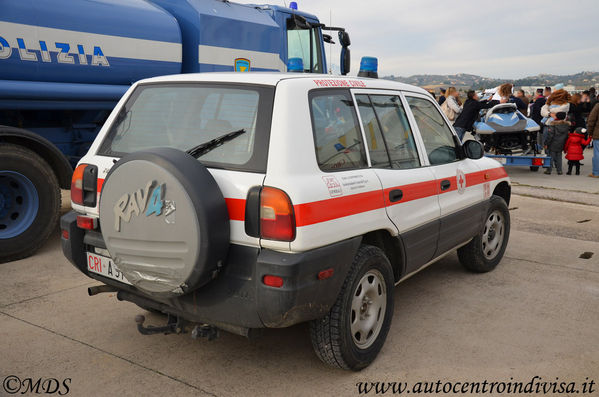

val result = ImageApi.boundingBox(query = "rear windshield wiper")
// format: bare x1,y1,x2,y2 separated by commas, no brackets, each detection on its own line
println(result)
187,129,246,158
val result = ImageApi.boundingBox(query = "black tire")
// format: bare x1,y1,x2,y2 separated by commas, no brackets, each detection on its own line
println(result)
458,195,510,273
309,245,394,371
529,166,539,172
0,144,60,263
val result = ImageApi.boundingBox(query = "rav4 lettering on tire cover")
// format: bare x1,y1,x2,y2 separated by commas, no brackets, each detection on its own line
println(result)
113,181,172,232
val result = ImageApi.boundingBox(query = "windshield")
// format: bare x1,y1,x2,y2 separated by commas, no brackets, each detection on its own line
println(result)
98,84,274,172
287,27,323,73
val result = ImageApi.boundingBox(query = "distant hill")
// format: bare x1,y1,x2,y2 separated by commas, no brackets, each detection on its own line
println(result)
383,71,599,90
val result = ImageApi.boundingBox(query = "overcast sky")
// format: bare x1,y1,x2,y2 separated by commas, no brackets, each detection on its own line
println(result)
240,0,599,78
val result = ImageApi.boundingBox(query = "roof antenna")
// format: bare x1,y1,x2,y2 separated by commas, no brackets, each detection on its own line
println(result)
329,9,333,74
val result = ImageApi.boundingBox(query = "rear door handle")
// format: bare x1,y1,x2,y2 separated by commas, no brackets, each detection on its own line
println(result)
440,180,451,191
389,189,403,202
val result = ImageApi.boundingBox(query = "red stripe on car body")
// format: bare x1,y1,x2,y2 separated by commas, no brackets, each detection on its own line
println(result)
95,167,508,227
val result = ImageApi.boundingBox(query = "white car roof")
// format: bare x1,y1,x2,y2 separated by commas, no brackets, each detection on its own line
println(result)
136,72,430,95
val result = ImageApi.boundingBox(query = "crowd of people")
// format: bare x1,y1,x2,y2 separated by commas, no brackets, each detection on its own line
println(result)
431,84,599,178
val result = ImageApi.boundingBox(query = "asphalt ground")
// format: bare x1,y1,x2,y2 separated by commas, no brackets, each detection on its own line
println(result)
1,168,598,396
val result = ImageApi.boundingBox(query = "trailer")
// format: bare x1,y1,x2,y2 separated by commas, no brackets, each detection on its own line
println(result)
485,153,551,172
0,0,351,262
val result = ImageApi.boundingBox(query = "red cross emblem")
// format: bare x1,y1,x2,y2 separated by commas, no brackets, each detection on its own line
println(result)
457,170,466,194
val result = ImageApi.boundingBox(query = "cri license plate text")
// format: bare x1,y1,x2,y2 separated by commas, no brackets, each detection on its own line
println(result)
87,252,131,285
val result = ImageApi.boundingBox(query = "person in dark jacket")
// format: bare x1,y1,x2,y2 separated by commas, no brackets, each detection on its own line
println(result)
453,90,498,140
515,89,530,115
568,93,593,131
543,112,570,175
438,88,447,106
530,88,546,125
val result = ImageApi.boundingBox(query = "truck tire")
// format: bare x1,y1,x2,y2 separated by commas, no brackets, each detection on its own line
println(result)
99,148,229,297
0,144,60,263
458,195,510,273
310,245,394,371
529,166,539,172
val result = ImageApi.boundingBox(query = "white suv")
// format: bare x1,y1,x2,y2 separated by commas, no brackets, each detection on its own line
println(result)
61,73,511,370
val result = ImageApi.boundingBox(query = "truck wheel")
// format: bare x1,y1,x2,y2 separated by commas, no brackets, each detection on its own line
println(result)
458,195,510,273
529,166,539,172
310,245,394,370
0,144,60,263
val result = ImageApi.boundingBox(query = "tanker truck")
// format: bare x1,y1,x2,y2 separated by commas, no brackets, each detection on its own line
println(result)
0,0,351,262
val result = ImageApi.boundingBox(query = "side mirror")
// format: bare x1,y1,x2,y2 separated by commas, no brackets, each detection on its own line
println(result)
463,139,484,160
338,31,351,47
340,47,350,76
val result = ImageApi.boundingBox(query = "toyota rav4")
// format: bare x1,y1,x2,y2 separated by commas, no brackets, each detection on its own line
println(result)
61,72,511,370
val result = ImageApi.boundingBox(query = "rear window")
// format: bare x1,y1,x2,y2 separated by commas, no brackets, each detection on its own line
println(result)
98,83,274,172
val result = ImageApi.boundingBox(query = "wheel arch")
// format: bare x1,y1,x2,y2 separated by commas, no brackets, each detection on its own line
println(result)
493,181,511,206
361,229,405,282
0,126,73,189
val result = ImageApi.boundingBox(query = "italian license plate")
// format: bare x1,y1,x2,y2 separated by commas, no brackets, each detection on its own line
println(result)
86,252,131,285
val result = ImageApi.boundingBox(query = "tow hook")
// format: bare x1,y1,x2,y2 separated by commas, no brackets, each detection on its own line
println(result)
134,313,187,335
191,324,219,341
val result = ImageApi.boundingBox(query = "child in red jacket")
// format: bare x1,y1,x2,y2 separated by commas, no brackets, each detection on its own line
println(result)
564,127,592,175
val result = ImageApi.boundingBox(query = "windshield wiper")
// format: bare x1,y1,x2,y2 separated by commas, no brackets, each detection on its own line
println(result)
187,129,246,158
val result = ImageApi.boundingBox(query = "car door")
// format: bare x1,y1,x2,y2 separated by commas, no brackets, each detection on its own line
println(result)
352,90,441,273
404,94,485,257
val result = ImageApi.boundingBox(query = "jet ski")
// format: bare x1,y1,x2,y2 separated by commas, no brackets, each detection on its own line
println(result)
473,103,540,154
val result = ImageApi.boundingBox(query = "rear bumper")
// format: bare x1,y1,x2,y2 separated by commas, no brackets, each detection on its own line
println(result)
61,211,361,330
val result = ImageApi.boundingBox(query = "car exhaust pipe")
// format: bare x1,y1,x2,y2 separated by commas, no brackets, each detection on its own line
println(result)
88,285,118,296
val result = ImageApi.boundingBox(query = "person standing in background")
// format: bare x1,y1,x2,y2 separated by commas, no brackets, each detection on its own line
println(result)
564,127,592,175
438,88,447,106
495,83,526,110
453,90,497,141
543,112,570,175
441,87,462,123
530,88,546,126
586,101,599,178
542,89,571,125
568,93,592,131
515,89,530,115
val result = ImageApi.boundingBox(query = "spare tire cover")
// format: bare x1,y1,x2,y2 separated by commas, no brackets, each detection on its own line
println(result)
99,148,229,297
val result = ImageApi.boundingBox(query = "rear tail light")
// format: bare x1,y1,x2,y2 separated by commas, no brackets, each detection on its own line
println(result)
263,275,284,288
260,187,296,241
71,164,98,207
76,215,97,230
532,158,544,166
71,165,86,205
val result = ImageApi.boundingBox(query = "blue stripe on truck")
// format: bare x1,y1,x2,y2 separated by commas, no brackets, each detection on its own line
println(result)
0,80,129,101
0,50,181,85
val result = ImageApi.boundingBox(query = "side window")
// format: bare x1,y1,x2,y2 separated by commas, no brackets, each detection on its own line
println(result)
310,90,367,171
406,96,459,165
287,27,323,73
355,94,420,169
355,95,390,168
